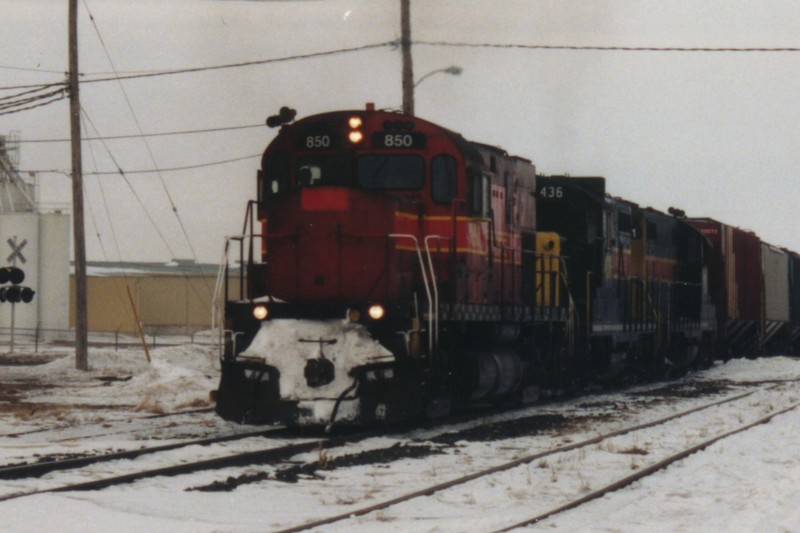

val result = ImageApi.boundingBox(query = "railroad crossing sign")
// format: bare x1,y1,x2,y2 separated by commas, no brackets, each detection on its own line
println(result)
6,237,27,265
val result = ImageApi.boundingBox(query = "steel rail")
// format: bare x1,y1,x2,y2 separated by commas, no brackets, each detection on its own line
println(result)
0,438,323,502
0,426,388,502
274,385,776,533
0,428,279,481
493,399,800,532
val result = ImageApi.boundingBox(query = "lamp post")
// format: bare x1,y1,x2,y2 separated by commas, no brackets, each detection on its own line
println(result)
414,65,463,88
401,66,462,115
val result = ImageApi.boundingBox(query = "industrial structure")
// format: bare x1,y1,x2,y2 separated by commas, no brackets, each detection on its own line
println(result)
0,134,70,339
70,261,232,336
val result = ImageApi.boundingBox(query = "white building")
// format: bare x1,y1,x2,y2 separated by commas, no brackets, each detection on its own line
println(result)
0,135,70,336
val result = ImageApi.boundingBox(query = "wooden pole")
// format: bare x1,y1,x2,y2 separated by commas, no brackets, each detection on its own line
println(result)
127,285,151,364
69,0,89,370
401,0,414,115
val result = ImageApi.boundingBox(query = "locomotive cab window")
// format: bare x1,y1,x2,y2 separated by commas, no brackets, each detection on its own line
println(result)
357,155,424,190
296,155,353,187
431,154,457,203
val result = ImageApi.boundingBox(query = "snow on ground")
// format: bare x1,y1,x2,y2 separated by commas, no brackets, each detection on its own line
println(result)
1,344,800,532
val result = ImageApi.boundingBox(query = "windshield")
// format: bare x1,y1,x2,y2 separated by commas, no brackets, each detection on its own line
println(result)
357,155,424,190
296,155,353,186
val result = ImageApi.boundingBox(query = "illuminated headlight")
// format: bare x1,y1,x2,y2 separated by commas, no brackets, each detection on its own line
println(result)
348,116,363,129
348,130,364,143
252,305,269,320
367,304,385,320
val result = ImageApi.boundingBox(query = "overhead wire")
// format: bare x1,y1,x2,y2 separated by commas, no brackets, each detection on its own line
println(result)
3,37,800,93
80,112,116,263
77,41,397,84
414,40,800,54
80,107,197,268
84,153,262,176
19,123,266,144
0,64,64,75
81,111,160,320
81,0,205,273
21,152,262,176
0,83,64,102
0,85,66,116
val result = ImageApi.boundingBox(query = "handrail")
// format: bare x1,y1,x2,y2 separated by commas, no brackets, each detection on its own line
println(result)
424,235,449,350
213,235,241,360
390,233,434,355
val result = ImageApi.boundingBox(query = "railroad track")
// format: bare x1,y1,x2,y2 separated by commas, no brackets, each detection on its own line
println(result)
0,427,383,502
269,381,800,532
2,377,795,530
0,427,280,482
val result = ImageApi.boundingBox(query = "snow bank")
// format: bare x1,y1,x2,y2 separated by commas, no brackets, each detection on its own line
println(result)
9,344,220,415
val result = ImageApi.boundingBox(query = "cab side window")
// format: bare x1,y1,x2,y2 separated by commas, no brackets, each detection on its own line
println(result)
263,153,289,195
468,167,491,217
431,154,457,203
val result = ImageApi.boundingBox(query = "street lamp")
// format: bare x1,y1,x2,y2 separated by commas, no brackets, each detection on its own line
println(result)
403,65,463,115
414,65,463,88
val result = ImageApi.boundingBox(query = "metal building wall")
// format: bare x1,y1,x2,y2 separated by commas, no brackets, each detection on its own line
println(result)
70,272,241,334
39,212,70,331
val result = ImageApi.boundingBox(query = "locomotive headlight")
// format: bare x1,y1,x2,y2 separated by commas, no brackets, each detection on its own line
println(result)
367,304,385,320
252,304,269,320
348,115,364,144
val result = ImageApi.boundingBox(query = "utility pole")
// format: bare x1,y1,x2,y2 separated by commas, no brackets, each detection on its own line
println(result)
401,0,414,115
69,0,89,370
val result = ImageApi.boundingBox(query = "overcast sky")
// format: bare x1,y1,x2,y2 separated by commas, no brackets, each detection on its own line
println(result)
2,0,800,263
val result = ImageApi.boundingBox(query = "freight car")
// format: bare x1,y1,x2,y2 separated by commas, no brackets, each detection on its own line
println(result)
214,105,798,427
688,218,800,357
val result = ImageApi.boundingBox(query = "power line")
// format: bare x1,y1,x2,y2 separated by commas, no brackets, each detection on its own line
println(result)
85,153,261,175
0,92,65,116
414,40,800,53
19,123,266,144
78,41,396,84
0,41,395,91
0,85,67,116
22,152,261,176
4,38,799,93
82,0,204,268
0,80,66,91
0,64,64,75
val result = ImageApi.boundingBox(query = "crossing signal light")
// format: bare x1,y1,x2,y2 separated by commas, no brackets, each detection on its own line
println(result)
0,267,24,285
0,266,34,304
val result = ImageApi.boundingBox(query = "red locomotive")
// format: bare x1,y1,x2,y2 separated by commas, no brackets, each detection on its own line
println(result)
215,105,800,427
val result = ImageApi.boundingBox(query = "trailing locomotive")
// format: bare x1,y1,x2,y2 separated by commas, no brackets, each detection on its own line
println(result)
214,104,800,427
